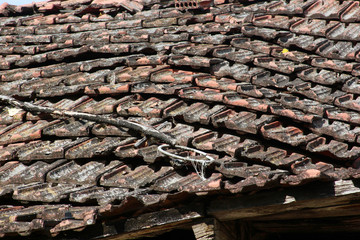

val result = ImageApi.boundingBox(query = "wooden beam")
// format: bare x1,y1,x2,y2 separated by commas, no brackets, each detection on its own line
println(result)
208,179,360,221
103,203,204,240
251,216,360,233
191,219,237,240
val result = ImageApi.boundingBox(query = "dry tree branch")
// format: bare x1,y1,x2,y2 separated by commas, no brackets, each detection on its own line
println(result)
0,95,177,146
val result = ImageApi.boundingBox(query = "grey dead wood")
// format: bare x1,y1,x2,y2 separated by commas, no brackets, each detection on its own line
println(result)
0,95,177,146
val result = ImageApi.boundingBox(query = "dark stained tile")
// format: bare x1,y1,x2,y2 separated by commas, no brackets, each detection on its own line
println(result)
17,138,87,161
72,97,123,114
277,33,327,52
42,119,93,137
297,67,351,85
316,40,360,61
266,0,316,15
261,121,318,146
0,143,24,161
310,118,360,143
143,18,177,28
334,94,360,112
254,57,309,74
212,61,265,81
216,161,270,179
271,48,312,63
168,55,223,68
126,54,167,66
179,173,222,193
241,25,289,40
0,120,58,145
41,62,81,78
306,137,360,160
192,131,218,151
150,68,194,83
84,83,130,96
65,137,122,159
252,71,290,89
183,103,226,125
100,164,173,189
178,87,227,102
304,0,352,19
326,23,360,41
287,79,345,104
69,186,129,204
224,169,286,193
172,43,216,56
311,57,359,72
0,159,65,185
117,97,178,118
191,34,228,45
91,121,131,137
131,81,192,95
278,94,331,115
340,1,360,22
253,15,297,30
0,106,26,124
107,19,141,29
212,134,241,156
47,160,120,185
326,107,360,125
342,77,360,94
223,93,271,112
270,104,319,123
225,111,276,134
290,18,338,37
13,182,91,202
1,67,41,82
195,75,239,92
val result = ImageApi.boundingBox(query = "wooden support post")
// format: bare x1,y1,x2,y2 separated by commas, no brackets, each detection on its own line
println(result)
192,218,237,240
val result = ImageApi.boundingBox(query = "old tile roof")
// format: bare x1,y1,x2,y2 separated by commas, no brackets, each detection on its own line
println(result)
1,0,360,238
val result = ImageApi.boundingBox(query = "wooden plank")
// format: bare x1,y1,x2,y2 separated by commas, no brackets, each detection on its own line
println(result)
191,219,236,240
252,216,360,233
248,203,360,221
208,179,360,221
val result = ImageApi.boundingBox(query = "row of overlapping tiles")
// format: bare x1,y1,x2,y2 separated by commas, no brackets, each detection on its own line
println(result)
1,59,360,146
2,1,360,65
